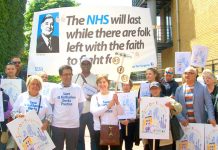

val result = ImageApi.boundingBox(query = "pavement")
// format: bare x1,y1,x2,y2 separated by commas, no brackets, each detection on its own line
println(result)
84,127,144,150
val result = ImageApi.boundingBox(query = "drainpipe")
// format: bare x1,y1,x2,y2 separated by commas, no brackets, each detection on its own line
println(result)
176,0,180,52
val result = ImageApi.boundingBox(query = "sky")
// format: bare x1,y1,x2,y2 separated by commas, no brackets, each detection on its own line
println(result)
75,0,132,6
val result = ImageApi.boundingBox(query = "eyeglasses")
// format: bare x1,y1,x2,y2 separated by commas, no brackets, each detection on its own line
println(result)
184,72,195,75
61,73,72,77
12,61,21,64
165,71,173,75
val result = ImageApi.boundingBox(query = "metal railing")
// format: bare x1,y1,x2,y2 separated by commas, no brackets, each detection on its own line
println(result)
155,25,172,43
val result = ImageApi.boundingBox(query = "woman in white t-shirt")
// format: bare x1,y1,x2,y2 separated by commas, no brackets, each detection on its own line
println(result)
11,75,52,131
90,74,123,150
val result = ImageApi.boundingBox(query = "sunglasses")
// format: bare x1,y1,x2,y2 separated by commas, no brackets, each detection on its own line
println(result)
12,61,21,64
165,71,173,75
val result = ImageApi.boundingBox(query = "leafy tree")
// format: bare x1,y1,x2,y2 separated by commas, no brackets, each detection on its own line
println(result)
0,0,26,74
24,0,78,82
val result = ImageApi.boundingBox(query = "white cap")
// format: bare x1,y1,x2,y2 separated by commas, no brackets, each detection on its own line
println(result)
81,57,91,63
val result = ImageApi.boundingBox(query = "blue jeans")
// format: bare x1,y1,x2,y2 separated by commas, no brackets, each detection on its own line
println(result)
77,112,96,150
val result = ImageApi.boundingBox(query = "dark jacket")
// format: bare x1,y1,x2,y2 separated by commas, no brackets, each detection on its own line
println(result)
36,35,59,53
0,88,10,131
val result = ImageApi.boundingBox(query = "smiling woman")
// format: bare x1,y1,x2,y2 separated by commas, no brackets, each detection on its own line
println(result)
11,75,53,131
90,74,123,150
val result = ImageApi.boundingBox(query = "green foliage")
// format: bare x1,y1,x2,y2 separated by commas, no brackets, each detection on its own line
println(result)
24,0,78,82
48,75,61,83
24,0,78,52
0,0,26,74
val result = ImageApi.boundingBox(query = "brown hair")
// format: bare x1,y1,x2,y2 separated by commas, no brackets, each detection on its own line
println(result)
146,68,160,82
96,74,110,85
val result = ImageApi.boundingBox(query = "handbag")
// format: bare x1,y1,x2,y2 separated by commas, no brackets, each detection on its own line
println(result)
96,96,120,146
100,125,120,146
170,116,184,141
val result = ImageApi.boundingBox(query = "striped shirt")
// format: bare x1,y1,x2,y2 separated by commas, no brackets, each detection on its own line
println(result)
184,85,196,123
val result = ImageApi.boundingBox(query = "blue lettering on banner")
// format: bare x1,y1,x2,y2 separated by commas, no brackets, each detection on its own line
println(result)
86,15,109,25
35,67,43,71
59,92,75,106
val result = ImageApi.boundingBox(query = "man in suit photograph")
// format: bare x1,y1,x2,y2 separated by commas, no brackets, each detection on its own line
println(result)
36,14,59,53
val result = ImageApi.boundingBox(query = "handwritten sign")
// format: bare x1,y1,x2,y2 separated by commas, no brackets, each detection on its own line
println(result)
7,111,55,150
140,97,169,139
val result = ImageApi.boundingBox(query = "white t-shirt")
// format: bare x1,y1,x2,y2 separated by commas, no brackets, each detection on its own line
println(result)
49,83,86,128
72,73,97,114
12,92,52,122
90,91,123,131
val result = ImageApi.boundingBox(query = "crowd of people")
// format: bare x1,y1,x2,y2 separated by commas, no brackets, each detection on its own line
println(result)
0,55,218,150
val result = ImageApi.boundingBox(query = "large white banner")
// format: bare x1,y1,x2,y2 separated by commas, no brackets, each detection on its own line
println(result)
28,7,157,75
7,111,55,150
140,97,169,139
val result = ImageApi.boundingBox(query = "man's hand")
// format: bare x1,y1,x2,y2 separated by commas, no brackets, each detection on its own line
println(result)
209,119,216,127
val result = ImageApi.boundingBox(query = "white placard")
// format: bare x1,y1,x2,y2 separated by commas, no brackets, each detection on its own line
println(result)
139,82,150,97
0,91,5,122
191,45,208,67
28,7,157,75
205,124,218,150
175,52,191,74
40,82,58,98
7,111,55,150
117,92,136,119
176,123,204,150
140,97,169,139
108,52,134,83
1,79,22,105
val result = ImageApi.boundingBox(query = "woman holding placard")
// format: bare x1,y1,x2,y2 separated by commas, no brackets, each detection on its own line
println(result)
11,75,52,131
90,74,123,150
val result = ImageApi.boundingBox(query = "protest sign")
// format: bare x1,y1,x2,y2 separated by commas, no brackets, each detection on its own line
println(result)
108,52,134,83
176,123,204,150
0,79,22,105
139,82,151,97
205,124,218,150
28,7,157,75
140,97,169,139
191,45,208,67
0,91,4,121
40,82,58,98
7,111,55,150
175,52,191,74
117,92,136,119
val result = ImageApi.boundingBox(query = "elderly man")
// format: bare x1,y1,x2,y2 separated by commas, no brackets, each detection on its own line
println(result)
73,57,97,150
36,14,59,53
175,66,216,126
161,67,179,98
